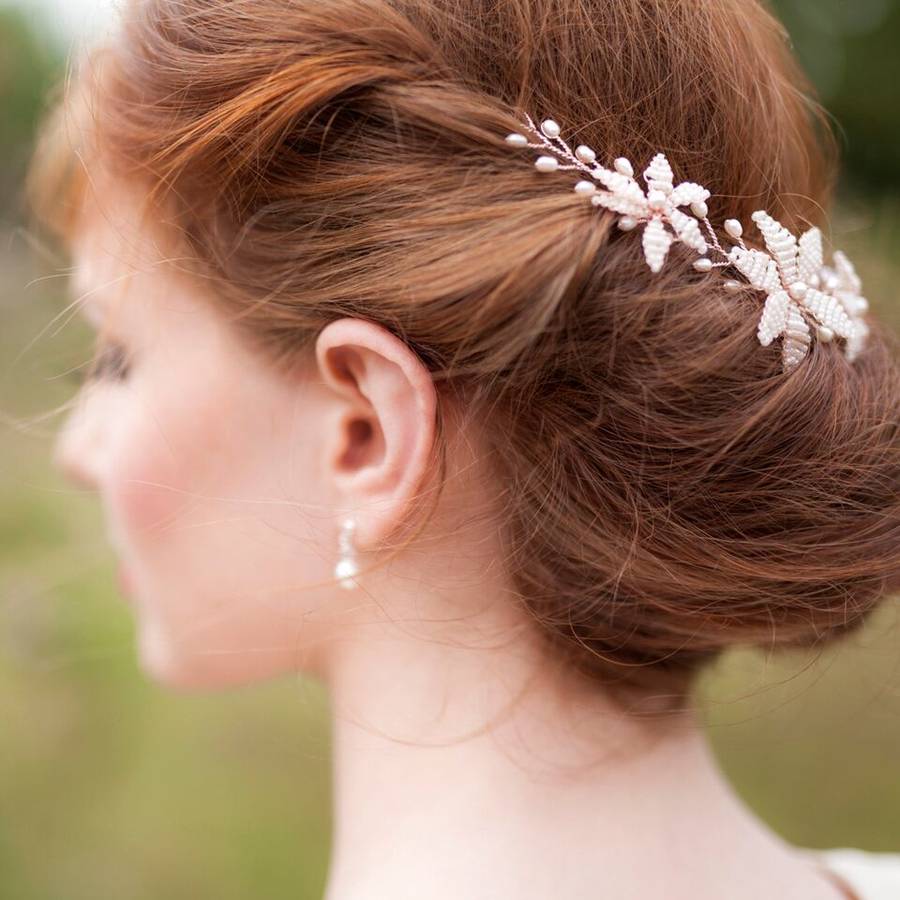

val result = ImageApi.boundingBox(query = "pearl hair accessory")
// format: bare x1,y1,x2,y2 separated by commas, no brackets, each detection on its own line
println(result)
334,517,359,590
505,113,870,372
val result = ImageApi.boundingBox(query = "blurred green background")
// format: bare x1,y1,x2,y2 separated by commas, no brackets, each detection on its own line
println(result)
1,1,899,898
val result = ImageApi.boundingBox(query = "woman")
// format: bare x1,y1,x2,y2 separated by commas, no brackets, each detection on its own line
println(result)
27,0,900,897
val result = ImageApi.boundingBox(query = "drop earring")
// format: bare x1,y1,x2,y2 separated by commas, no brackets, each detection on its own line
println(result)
334,517,359,590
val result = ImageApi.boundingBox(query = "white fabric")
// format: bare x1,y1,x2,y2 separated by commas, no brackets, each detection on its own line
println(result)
803,847,900,900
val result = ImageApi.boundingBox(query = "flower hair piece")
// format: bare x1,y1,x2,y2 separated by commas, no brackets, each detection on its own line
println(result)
504,113,870,372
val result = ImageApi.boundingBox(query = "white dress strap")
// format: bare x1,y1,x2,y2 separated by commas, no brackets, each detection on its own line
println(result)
800,846,900,900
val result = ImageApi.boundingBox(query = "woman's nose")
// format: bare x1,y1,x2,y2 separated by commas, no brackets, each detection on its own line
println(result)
52,405,100,491
53,437,96,490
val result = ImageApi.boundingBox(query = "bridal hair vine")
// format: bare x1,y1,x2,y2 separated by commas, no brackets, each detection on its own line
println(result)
504,113,870,372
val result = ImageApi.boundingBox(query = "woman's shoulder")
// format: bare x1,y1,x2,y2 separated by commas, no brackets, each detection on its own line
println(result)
796,845,900,900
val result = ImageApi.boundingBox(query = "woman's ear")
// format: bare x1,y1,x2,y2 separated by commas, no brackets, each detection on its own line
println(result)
314,317,437,551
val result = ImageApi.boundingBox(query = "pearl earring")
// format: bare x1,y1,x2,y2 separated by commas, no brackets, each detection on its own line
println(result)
334,517,359,590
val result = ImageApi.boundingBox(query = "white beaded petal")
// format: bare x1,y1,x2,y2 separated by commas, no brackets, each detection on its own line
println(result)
833,250,862,294
844,317,869,362
752,211,800,285
668,207,708,254
591,185,647,218
593,166,642,197
728,247,781,293
827,251,869,318
642,217,673,274
781,302,813,371
643,154,674,194
801,287,855,340
757,290,791,347
670,182,711,207
797,227,824,283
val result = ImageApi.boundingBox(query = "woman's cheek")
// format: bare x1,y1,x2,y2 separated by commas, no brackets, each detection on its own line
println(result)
104,378,241,564
108,450,183,559
105,407,202,555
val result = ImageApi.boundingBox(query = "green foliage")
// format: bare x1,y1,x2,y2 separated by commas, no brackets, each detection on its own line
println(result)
771,0,900,191
0,6,63,222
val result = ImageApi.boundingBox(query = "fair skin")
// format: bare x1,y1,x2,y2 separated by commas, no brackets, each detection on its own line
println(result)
53,185,851,900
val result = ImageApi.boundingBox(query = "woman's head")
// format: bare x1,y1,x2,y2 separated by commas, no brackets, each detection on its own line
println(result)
28,0,900,714
51,177,445,687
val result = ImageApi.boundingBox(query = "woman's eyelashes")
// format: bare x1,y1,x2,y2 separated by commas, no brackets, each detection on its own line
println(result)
70,340,131,386
91,340,131,381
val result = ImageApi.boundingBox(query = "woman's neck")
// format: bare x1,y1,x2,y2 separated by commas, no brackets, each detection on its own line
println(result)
319,610,841,900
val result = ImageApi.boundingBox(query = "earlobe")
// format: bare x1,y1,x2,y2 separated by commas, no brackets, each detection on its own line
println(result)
314,318,437,550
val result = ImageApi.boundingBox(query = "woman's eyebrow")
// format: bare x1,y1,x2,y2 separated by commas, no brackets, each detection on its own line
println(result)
71,282,107,327
70,257,117,327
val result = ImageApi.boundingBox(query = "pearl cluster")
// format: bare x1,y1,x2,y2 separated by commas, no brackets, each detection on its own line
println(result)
504,112,870,372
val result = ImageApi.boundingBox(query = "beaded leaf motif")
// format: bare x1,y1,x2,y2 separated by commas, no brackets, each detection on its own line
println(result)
504,113,871,373
504,113,709,273
726,212,858,371
589,153,710,273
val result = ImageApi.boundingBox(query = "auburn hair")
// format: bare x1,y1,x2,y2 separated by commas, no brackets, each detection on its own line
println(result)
26,0,900,714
